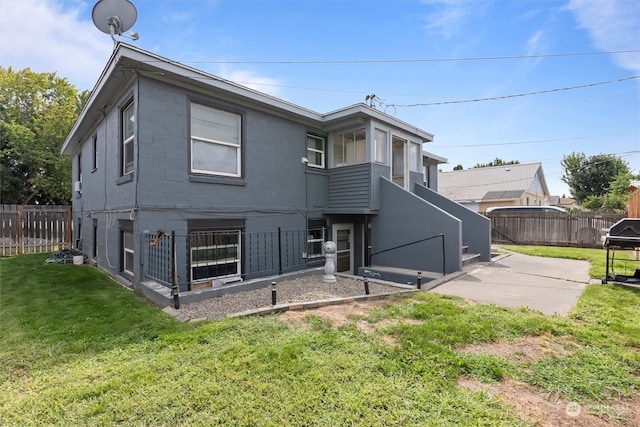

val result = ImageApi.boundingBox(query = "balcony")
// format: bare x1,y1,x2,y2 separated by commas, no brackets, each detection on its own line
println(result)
326,162,390,214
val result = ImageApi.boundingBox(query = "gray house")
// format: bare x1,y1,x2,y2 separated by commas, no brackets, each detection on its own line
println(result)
62,43,490,299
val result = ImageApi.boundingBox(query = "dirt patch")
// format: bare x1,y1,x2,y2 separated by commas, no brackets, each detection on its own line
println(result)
459,334,580,364
278,300,418,346
458,377,640,426
279,300,390,330
278,301,638,426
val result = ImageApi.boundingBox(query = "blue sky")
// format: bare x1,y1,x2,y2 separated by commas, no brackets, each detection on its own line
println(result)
2,0,639,197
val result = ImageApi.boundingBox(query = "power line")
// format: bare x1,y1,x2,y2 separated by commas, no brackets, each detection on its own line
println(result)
169,50,640,65
385,76,640,108
433,136,593,148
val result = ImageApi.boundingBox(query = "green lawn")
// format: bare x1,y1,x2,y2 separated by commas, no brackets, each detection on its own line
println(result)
1,250,639,426
503,244,637,280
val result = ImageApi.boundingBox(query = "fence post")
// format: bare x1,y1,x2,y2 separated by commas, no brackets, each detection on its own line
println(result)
278,227,283,275
66,206,72,249
17,206,24,255
171,231,180,309
441,234,446,276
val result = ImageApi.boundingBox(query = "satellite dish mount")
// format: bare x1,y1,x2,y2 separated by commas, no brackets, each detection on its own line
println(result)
92,0,139,44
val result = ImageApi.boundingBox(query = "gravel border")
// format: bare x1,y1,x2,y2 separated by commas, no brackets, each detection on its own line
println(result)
177,275,413,320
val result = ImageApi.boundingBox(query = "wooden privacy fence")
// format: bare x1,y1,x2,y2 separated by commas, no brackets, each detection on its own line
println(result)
0,205,72,256
629,189,640,218
488,211,625,248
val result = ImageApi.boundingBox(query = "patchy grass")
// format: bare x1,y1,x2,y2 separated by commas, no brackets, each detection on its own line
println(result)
1,249,639,426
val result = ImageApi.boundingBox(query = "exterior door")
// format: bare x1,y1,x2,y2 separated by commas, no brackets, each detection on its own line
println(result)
333,224,353,274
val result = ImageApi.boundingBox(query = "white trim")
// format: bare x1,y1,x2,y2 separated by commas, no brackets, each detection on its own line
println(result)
333,223,354,274
306,134,325,169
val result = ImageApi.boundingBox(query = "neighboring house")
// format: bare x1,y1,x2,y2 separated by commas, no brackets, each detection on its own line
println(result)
61,43,490,299
438,163,551,213
548,196,578,210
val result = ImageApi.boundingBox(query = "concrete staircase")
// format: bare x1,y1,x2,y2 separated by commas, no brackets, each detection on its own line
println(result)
358,245,482,288
358,265,442,288
462,245,482,268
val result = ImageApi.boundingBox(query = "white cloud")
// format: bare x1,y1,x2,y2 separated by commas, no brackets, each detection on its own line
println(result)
422,0,489,39
422,0,471,39
526,30,545,55
0,0,114,90
217,68,284,98
567,0,640,72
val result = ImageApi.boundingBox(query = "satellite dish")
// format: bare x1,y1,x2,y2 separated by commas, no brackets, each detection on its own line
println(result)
92,0,138,43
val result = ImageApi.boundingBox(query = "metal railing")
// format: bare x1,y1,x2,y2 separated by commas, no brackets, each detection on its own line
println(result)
143,227,326,290
369,233,446,276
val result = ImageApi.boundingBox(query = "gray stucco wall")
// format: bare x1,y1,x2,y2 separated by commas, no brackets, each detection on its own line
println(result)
135,77,320,216
72,75,329,289
372,178,462,274
413,184,491,261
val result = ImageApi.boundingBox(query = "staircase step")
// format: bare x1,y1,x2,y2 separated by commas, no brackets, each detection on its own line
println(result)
357,265,441,288
462,252,481,267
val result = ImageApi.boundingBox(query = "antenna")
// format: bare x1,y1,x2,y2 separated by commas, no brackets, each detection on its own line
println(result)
92,0,138,44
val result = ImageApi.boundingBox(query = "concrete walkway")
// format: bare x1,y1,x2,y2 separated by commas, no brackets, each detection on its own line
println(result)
431,251,591,316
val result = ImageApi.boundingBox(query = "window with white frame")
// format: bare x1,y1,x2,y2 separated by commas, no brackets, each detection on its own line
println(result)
190,230,241,282
306,226,326,259
409,142,421,172
306,134,325,168
122,230,134,275
122,102,135,175
190,103,241,177
374,128,388,164
92,134,98,171
423,164,430,187
332,129,366,166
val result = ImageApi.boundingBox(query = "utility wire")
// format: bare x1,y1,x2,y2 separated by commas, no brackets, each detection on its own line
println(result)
171,50,640,65
385,76,640,107
433,136,592,148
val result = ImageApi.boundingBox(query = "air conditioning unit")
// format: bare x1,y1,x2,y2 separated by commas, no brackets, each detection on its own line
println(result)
74,181,82,193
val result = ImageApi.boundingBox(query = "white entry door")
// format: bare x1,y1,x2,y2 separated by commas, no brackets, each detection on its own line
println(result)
333,224,354,274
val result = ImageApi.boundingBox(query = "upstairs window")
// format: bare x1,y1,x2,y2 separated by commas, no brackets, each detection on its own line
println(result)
374,129,388,164
92,135,98,171
306,134,325,168
77,150,82,182
332,129,366,166
122,102,135,175
409,142,421,172
191,103,241,177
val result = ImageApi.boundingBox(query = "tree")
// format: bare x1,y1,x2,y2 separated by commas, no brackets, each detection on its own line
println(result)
473,158,520,168
561,152,630,204
581,171,638,212
453,164,463,170
0,67,87,204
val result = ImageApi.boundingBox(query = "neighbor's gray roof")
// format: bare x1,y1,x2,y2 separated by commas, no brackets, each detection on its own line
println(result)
437,162,549,202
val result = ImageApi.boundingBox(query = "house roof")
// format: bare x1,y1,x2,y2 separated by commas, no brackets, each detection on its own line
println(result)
437,162,550,203
422,149,447,164
62,43,434,156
